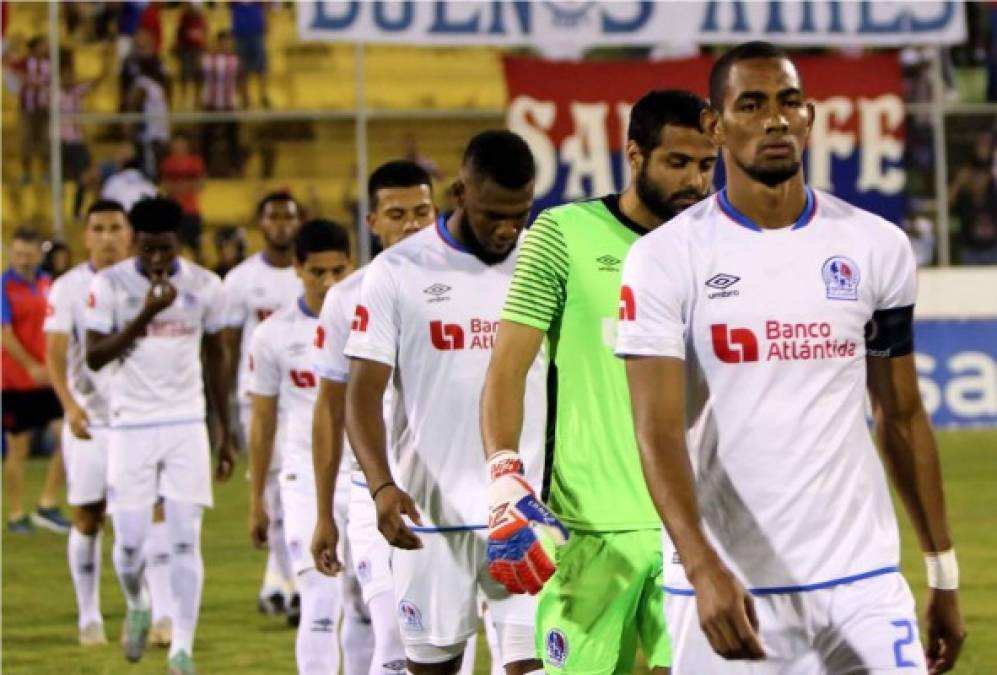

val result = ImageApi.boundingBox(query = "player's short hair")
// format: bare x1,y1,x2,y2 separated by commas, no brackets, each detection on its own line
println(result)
11,226,41,244
86,199,127,221
368,160,433,209
255,190,300,218
293,219,351,264
709,41,793,111
130,197,183,235
462,130,536,190
628,90,709,156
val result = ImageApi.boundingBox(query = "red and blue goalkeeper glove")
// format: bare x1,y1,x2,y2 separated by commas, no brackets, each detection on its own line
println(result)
487,450,569,595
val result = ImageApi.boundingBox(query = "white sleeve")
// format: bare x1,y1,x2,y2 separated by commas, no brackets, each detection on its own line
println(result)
202,275,228,334
875,228,918,310
221,268,247,329
84,273,116,334
247,322,281,397
343,259,399,368
43,276,73,334
314,284,352,383
614,231,691,360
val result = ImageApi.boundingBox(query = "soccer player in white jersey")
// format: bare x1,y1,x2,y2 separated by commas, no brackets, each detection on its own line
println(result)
345,131,549,675
44,200,133,646
616,41,966,673
311,160,436,675
247,219,354,674
86,198,235,675
223,190,304,618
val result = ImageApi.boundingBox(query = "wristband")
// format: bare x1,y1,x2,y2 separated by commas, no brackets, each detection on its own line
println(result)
925,549,959,590
370,481,396,501
488,450,523,480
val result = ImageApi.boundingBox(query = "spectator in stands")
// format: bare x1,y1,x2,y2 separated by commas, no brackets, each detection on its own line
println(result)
59,43,113,219
2,228,70,535
402,132,444,181
127,57,171,179
174,2,208,110
160,132,208,261
229,1,269,107
17,36,50,184
41,240,72,279
213,226,248,278
101,144,158,211
118,28,166,112
900,207,936,267
949,131,997,264
200,30,245,177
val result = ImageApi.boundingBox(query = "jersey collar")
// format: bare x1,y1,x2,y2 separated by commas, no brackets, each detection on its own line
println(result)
601,194,650,238
134,258,181,278
717,186,817,233
435,215,470,254
297,295,318,319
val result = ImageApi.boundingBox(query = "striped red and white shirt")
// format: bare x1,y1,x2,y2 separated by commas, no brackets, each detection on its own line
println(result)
20,56,50,112
201,53,240,111
59,82,94,142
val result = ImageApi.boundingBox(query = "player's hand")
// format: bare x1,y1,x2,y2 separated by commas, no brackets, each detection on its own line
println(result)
248,498,269,549
142,277,177,316
65,401,92,440
373,484,423,550
925,589,966,673
215,439,236,482
311,514,343,576
27,362,50,387
690,559,765,660
486,451,568,595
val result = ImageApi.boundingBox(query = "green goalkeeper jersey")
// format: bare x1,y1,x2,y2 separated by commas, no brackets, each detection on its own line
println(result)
502,195,659,532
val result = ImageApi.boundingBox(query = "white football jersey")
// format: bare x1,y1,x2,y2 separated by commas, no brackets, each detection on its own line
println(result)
616,188,917,592
86,257,226,427
313,267,369,473
44,262,109,423
248,298,324,476
223,252,302,404
344,220,547,529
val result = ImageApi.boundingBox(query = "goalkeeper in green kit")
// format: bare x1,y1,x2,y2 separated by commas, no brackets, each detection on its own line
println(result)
481,90,717,674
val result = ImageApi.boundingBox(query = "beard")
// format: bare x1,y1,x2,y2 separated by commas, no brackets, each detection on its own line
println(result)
459,212,515,266
636,163,708,222
263,232,292,252
734,153,801,188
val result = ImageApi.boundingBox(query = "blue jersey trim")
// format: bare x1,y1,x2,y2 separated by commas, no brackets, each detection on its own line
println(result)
410,525,487,533
351,479,368,489
297,295,318,319
664,565,900,597
717,187,816,233
435,216,470,254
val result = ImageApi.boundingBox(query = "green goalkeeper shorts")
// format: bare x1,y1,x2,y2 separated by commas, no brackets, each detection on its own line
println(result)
536,528,671,674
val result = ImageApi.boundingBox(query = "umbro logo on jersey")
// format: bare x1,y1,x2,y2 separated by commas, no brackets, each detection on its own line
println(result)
596,254,621,271
706,273,741,299
423,283,451,303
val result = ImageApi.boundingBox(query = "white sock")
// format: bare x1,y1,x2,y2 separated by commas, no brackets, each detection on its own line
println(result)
483,605,503,675
341,566,374,675
261,477,295,597
68,527,103,628
165,500,204,658
145,521,174,623
297,568,342,675
367,591,406,675
112,509,152,612
459,635,477,675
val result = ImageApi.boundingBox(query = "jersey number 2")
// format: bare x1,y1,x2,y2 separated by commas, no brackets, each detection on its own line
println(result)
290,369,316,388
891,619,918,668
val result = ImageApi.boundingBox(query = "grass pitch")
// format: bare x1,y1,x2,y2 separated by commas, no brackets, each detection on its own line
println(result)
3,430,995,674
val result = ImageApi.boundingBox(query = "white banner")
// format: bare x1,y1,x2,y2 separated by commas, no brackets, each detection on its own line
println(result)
297,1,967,55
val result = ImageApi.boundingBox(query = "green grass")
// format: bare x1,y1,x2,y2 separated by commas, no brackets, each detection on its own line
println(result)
3,430,995,673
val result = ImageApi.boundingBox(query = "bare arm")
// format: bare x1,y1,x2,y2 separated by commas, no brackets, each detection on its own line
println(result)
480,321,544,460
311,378,347,574
626,355,764,660
204,331,234,480
3,325,47,384
222,327,242,399
86,309,157,372
346,357,422,549
247,392,277,547
46,332,89,439
867,354,965,673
